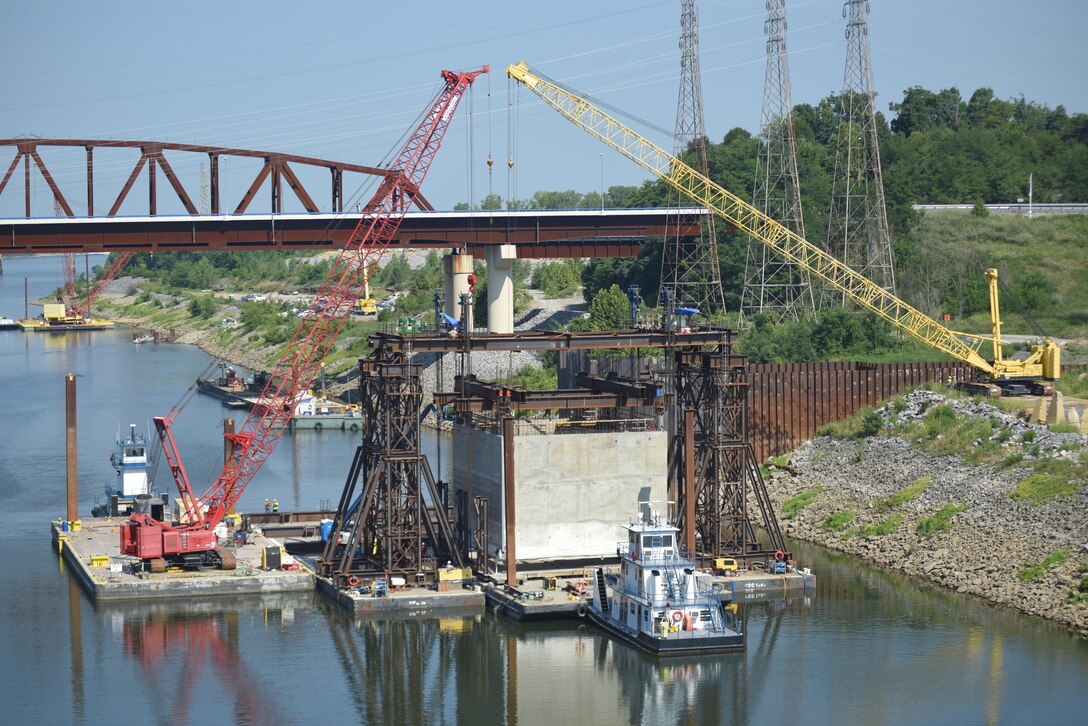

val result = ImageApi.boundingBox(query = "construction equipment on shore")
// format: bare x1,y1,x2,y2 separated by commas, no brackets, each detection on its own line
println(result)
120,66,488,570
505,62,1059,396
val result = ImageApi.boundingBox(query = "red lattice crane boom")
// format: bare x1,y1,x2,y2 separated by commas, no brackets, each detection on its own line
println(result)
60,251,135,318
121,66,489,569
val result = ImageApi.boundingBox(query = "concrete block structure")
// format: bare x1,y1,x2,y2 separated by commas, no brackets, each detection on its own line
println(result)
454,423,667,563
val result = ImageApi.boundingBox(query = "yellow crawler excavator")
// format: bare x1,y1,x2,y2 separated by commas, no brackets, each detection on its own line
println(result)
506,61,1060,396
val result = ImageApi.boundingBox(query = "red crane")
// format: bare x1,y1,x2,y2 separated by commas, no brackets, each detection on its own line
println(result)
61,251,135,318
121,65,489,570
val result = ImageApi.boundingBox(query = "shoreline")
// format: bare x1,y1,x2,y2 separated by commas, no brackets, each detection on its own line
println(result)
766,393,1088,639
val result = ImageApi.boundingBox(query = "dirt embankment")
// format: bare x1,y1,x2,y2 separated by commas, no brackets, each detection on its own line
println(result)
766,391,1088,638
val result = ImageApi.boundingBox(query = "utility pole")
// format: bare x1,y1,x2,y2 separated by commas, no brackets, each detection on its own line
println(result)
740,0,814,324
660,0,725,317
1028,172,1033,218
825,0,896,297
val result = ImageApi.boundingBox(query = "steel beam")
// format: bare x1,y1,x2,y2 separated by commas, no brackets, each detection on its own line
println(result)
0,209,702,257
373,327,731,354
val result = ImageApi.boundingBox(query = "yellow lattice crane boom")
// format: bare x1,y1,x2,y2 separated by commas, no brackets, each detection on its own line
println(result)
506,62,1059,393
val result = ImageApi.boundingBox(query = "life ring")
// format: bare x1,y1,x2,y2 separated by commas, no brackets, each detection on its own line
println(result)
774,550,785,562
313,422,323,431
671,610,683,623
577,604,587,618
349,423,359,432
347,575,359,587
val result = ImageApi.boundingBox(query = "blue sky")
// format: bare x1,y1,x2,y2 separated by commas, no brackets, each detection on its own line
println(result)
2,0,1085,214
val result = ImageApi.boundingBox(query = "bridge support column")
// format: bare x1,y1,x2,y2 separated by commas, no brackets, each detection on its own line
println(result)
485,244,516,334
443,251,474,330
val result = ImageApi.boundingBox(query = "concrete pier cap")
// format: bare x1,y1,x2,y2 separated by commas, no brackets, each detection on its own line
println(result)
485,244,517,334
443,250,475,329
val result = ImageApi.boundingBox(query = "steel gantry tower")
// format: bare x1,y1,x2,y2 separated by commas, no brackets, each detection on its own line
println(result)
741,0,814,323
661,0,725,317
825,0,895,295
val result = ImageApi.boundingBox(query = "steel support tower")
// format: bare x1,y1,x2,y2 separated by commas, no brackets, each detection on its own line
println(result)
825,0,895,296
740,0,814,323
670,340,786,564
317,343,464,588
660,0,725,316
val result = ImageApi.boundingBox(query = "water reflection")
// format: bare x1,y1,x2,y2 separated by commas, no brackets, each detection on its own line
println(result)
320,604,493,724
99,596,307,726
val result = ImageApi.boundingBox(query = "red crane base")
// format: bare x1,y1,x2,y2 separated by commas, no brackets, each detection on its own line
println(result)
120,515,225,570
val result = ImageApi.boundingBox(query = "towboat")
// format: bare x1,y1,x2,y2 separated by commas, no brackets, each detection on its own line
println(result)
585,505,745,656
91,424,169,518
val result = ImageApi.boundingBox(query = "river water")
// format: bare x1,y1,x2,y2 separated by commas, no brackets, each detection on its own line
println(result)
1,254,1086,725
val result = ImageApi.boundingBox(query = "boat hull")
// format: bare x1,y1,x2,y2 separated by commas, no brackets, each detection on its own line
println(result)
284,414,362,431
585,605,744,656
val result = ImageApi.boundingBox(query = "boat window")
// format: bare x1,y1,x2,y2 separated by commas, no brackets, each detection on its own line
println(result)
629,602,635,615
126,447,143,458
700,610,711,621
642,535,653,549
643,609,649,623
662,534,673,548
650,569,660,576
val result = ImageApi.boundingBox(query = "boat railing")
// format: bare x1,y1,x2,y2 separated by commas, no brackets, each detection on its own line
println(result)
616,542,698,568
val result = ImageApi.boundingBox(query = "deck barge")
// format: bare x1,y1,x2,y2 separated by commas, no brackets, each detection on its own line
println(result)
52,517,312,600
485,566,816,620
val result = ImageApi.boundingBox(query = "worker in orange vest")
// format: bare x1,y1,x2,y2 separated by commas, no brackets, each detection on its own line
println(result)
264,498,270,513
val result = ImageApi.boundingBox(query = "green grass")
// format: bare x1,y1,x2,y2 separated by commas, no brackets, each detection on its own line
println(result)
916,503,968,537
1057,368,1088,398
822,511,855,533
1050,422,1081,434
1018,549,1070,583
894,402,1008,466
782,487,822,519
907,213,1088,339
877,476,932,508
495,365,560,391
1009,472,1081,504
1009,453,1087,504
849,514,905,539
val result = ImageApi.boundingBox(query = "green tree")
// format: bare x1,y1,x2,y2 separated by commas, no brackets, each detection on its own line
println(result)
587,284,631,330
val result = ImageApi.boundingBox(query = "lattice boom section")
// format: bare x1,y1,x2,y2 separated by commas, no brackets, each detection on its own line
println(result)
510,64,993,375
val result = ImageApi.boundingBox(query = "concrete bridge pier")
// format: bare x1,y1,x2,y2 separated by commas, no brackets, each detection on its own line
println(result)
443,251,474,330
485,244,516,334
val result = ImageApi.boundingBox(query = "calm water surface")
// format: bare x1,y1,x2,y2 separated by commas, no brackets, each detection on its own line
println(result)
1,255,1086,725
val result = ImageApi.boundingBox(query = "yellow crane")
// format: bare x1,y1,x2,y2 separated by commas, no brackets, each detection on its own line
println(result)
506,62,1060,395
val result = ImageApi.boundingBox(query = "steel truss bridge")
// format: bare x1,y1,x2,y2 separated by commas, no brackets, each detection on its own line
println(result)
0,138,704,259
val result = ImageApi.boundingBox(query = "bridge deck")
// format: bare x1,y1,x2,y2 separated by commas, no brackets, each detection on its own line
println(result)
0,208,706,259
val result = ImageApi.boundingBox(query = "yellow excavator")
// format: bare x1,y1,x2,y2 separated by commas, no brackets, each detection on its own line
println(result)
506,62,1060,396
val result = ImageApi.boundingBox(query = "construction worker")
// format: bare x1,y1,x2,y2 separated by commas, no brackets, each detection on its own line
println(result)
264,498,270,513
272,498,279,513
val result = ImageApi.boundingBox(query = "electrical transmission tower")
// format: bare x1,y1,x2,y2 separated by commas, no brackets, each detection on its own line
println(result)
825,0,895,296
740,0,814,323
660,0,725,317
